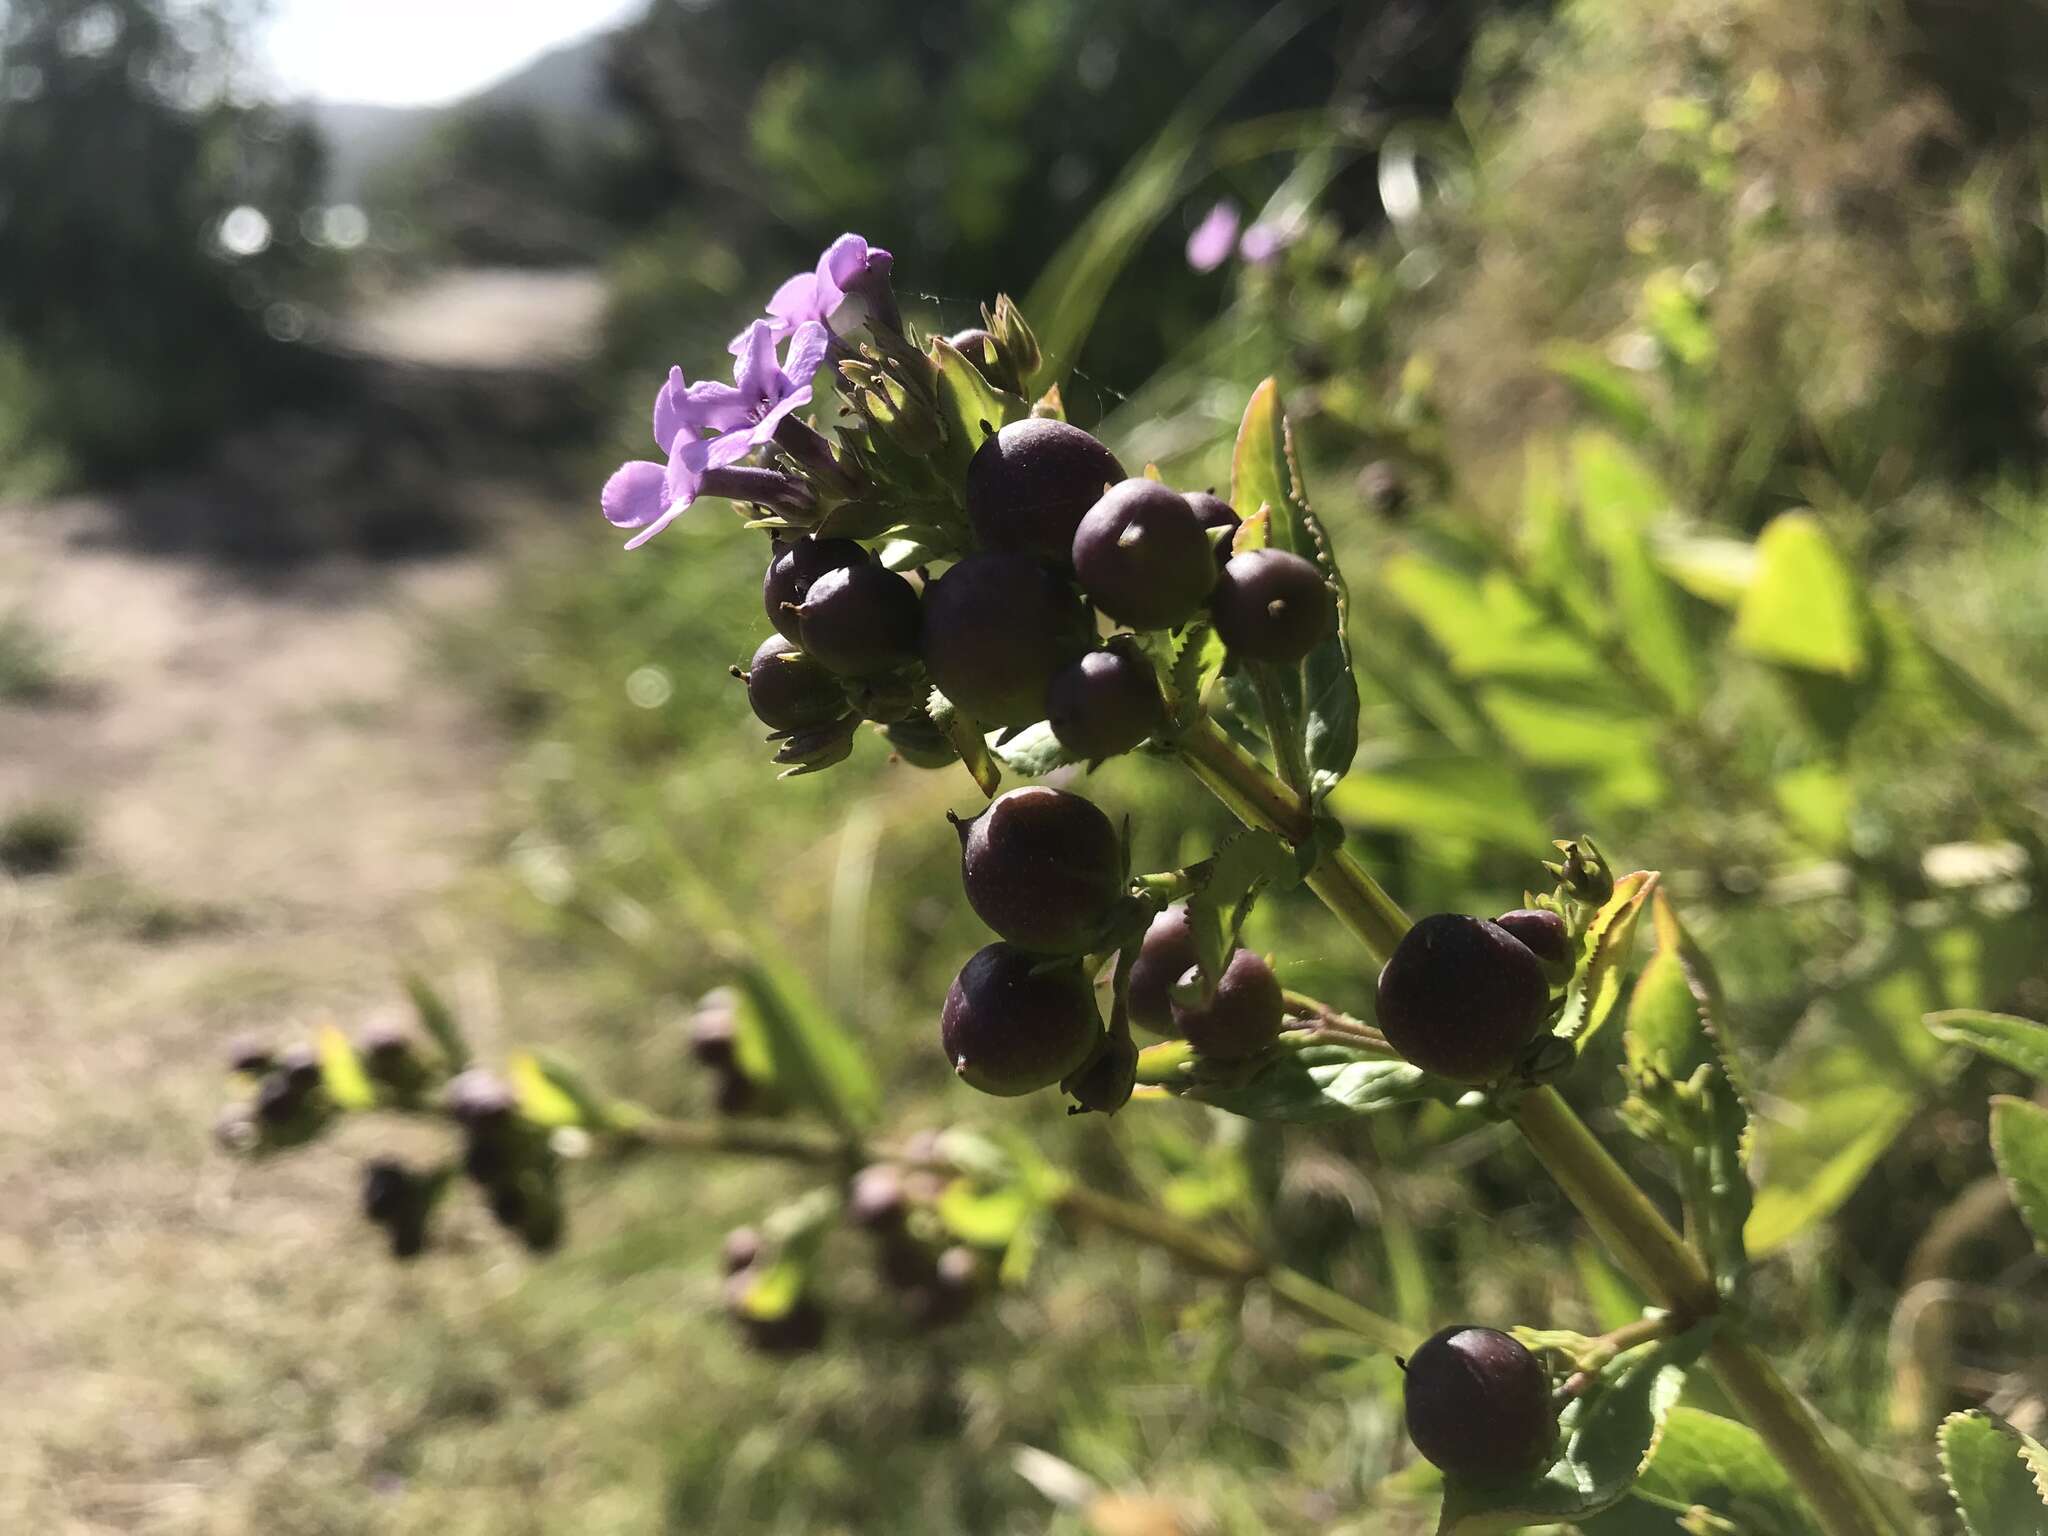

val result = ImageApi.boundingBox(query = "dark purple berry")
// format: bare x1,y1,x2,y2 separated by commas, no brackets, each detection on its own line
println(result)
1064,1031,1137,1114
445,1068,516,1128
361,1158,411,1224
877,1232,939,1291
906,1244,983,1328
1128,905,1199,1034
254,1070,306,1125
1046,646,1165,760
739,1296,827,1356
940,943,1102,1097
795,563,922,677
722,1226,763,1275
688,1000,740,1070
955,786,1123,954
1211,548,1334,664
965,418,1125,563
742,634,850,733
945,328,1018,390
921,552,1095,727
1071,479,1217,631
847,1163,908,1230
713,1067,759,1116
1403,1325,1556,1483
764,537,868,644
1359,459,1410,519
1494,908,1571,967
1170,947,1283,1060
355,1017,421,1089
225,1033,274,1076
278,1044,323,1093
1375,914,1552,1083
1184,491,1242,564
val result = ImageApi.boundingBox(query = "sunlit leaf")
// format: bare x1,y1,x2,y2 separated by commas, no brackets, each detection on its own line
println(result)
1572,433,1701,714
1732,512,1867,677
1545,343,1657,444
732,956,881,1133
1179,1043,1454,1123
936,1179,1036,1248
1577,1407,1823,1535
1559,870,1657,1049
929,335,1027,479
987,721,1073,777
509,1050,585,1128
1927,1010,2048,1081
1651,531,1757,607
1991,1096,2048,1254
927,687,1001,799
1325,754,1550,853
316,1021,376,1111
1940,1412,2048,1536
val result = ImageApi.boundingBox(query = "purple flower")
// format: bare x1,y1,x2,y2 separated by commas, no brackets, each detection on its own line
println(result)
1237,218,1301,266
602,321,828,549
1186,200,1241,273
736,233,895,353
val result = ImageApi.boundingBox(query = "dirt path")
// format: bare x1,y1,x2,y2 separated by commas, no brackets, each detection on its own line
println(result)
0,271,600,1532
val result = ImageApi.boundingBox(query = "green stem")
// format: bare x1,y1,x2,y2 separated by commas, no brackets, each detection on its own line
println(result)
1177,714,1410,960
1175,714,1897,1536
1054,1183,1415,1353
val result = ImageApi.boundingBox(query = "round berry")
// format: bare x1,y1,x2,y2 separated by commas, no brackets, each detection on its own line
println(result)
921,552,1095,726
742,634,850,733
1064,1031,1138,1114
1170,947,1283,1060
1359,459,1410,519
1045,646,1165,761
278,1044,323,1093
1128,905,1199,1034
687,994,740,1070
225,1033,274,1076
1403,1325,1556,1483
940,943,1101,1097
847,1163,908,1230
1375,913,1552,1083
1184,490,1242,564
966,418,1125,563
739,1295,828,1355
945,328,1016,389
1211,548,1334,663
445,1067,516,1128
1494,908,1571,967
796,563,922,677
764,537,868,643
956,786,1123,954
1071,479,1217,631
361,1157,412,1224
722,1226,763,1275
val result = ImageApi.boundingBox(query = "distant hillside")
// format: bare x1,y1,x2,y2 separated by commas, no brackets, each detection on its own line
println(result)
304,31,619,203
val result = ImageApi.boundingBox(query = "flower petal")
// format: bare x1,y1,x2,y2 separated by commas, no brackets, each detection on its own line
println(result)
780,322,830,388
731,320,781,401
749,383,814,446
818,233,873,291
765,270,827,326
652,365,688,451
1238,218,1298,265
1186,200,1241,273
678,379,750,433
601,460,669,531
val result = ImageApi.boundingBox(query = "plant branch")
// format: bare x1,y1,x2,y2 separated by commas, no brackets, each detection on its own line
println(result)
1177,713,1410,960
1174,711,1897,1536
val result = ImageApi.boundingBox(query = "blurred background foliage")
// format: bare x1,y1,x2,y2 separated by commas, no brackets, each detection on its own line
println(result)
6,0,2048,1530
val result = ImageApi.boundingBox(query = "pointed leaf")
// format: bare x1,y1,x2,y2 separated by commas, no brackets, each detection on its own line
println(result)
1927,1010,2048,1081
926,687,1001,799
929,336,1028,478
317,1021,377,1111
1733,513,1867,677
1940,1413,2048,1536
1179,1043,1456,1124
1439,1324,1712,1534
986,721,1074,777
1577,1408,1823,1535
1559,871,1657,1049
1326,755,1551,853
936,1179,1036,1248
732,957,880,1133
404,971,468,1071
1991,1096,2048,1253
1545,342,1657,443
509,1050,586,1128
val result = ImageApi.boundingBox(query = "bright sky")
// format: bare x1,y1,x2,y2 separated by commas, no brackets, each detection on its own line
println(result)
261,0,649,107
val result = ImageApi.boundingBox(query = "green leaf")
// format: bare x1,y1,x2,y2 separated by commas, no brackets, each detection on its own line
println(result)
508,1050,586,1128
929,335,1028,479
1439,1324,1712,1534
1544,343,1657,443
1744,1086,1916,1256
1166,620,1227,727
1991,1096,2048,1253
316,1021,376,1111
1559,871,1657,1049
1180,1043,1455,1124
731,957,881,1134
1651,532,1758,608
936,1179,1036,1248
404,971,468,1072
986,721,1072,777
1940,1412,2048,1536
926,687,1001,799
1621,893,1751,1292
1384,553,1608,683
1326,754,1551,853
1732,513,1867,678
1577,1407,1823,1535
1229,379,1358,800
1927,1010,2048,1081
1571,433,1701,714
